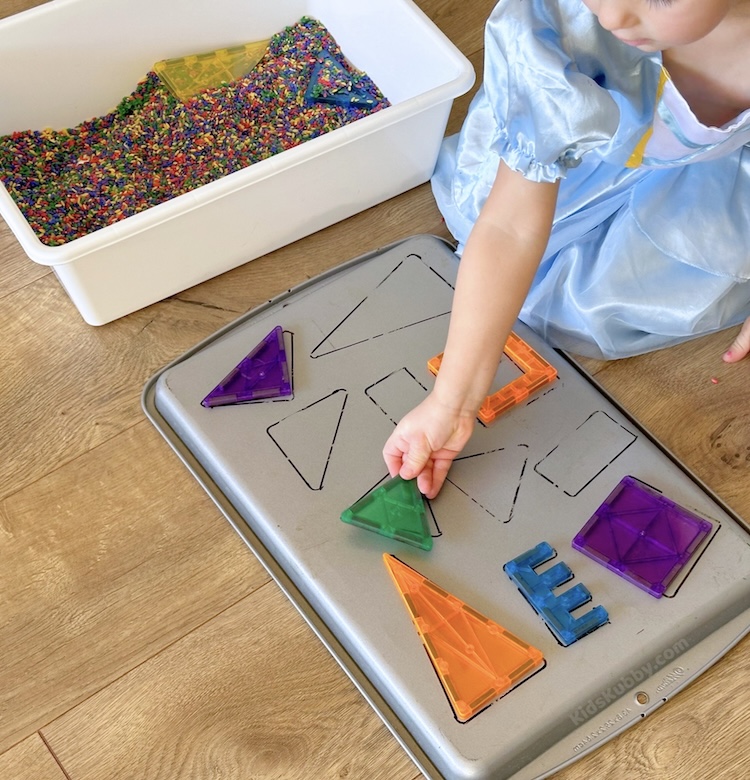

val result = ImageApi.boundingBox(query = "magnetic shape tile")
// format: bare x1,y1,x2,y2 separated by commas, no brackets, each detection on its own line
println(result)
384,555,544,722
305,48,379,108
202,326,291,407
341,476,432,550
572,476,713,597
428,331,557,425
154,40,270,102
504,542,609,646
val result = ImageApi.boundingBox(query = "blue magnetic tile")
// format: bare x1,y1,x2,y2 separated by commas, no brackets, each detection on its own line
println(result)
305,49,379,108
504,542,609,646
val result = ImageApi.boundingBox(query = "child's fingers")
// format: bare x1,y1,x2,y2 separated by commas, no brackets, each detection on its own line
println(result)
399,440,433,481
416,464,436,498
723,316,750,362
383,437,407,477
382,432,431,481
416,448,462,499
425,456,455,499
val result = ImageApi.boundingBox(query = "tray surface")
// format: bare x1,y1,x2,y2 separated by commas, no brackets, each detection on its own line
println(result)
144,235,750,780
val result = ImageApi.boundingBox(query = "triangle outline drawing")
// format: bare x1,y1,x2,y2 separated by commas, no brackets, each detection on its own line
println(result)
310,257,453,358
446,445,529,523
384,554,545,722
267,389,348,491
202,325,292,407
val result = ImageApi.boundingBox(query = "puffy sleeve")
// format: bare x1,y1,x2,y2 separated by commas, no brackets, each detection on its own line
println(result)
432,0,660,249
452,0,658,182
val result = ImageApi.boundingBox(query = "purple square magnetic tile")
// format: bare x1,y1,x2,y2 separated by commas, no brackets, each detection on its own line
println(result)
201,326,292,407
572,476,713,597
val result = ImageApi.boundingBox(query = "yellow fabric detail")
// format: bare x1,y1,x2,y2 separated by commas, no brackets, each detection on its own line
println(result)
625,67,669,168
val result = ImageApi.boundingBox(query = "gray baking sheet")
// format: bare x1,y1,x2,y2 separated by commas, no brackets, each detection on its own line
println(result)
143,235,750,780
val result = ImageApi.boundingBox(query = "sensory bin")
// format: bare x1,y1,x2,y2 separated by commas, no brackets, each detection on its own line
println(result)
0,18,388,246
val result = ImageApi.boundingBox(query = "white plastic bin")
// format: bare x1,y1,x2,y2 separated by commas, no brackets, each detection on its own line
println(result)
0,0,473,324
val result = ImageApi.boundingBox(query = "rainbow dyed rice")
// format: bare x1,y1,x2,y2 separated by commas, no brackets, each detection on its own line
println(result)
0,18,388,246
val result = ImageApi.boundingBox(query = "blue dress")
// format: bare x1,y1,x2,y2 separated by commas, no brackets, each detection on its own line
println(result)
431,0,750,359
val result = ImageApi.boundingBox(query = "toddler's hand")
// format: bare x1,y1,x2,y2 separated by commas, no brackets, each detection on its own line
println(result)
383,394,476,499
723,315,750,362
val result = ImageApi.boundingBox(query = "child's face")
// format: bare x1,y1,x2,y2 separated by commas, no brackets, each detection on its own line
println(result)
581,0,734,51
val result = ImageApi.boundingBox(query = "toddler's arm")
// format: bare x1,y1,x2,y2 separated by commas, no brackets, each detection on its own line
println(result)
383,162,559,498
723,316,750,362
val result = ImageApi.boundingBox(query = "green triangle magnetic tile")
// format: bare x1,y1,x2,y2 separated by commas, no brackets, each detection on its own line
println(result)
384,555,544,722
341,476,432,550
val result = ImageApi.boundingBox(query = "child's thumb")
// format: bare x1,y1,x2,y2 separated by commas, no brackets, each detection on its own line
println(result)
399,443,431,480
723,317,750,363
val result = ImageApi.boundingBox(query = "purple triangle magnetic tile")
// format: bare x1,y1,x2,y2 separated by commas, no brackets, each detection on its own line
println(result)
201,326,292,408
572,476,713,597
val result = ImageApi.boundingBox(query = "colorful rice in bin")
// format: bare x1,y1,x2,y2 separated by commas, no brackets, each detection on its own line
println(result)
0,18,389,246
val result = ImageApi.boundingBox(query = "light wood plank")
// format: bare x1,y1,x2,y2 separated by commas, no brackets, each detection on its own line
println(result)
0,273,235,500
583,328,750,516
0,735,68,780
0,220,51,299
43,582,417,780
0,0,49,20
417,0,497,59
553,635,750,779
0,421,269,753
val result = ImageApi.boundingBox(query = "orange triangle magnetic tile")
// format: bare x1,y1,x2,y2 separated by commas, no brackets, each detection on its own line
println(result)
383,555,544,722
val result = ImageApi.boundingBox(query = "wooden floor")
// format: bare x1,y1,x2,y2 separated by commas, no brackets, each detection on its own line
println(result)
2,1,749,778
